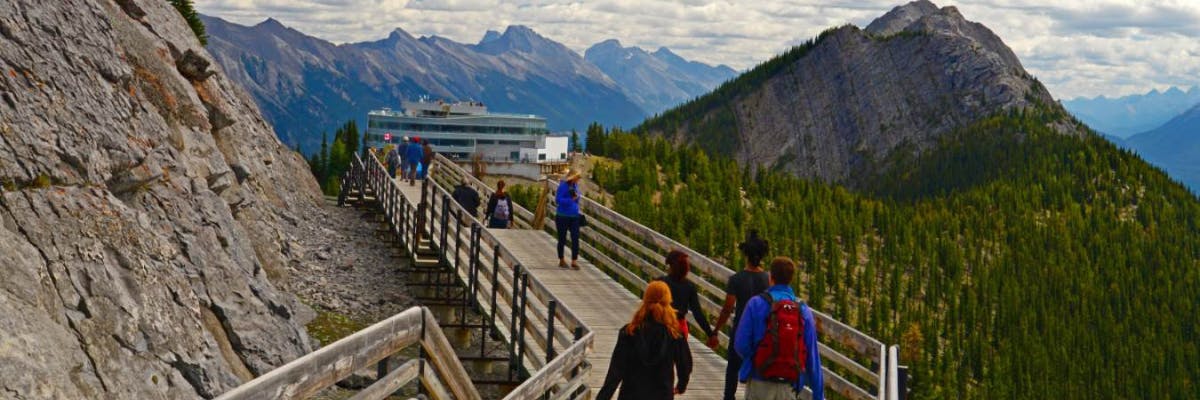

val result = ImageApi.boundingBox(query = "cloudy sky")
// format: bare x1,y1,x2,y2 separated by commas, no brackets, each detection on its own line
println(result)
195,0,1200,100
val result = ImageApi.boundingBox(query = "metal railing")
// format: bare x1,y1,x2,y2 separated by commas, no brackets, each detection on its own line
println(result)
359,152,595,399
429,153,903,400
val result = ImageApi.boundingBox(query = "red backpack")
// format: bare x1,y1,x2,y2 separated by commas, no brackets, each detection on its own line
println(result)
752,293,807,381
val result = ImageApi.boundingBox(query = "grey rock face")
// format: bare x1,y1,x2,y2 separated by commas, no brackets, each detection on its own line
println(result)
865,0,941,36
653,2,1078,184
1,0,322,398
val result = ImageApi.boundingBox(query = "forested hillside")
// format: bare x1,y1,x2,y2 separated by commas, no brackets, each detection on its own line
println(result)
584,107,1200,398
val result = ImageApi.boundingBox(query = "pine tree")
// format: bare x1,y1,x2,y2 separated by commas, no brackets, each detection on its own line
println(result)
169,0,207,45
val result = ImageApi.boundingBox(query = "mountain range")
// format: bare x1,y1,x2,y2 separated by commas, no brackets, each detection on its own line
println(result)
1126,103,1200,191
1063,86,1200,138
585,39,737,115
201,16,736,153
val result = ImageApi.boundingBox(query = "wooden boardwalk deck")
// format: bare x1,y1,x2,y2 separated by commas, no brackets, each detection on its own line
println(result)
392,179,738,399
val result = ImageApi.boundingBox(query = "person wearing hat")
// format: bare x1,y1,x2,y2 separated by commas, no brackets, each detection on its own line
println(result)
712,230,771,400
555,170,583,269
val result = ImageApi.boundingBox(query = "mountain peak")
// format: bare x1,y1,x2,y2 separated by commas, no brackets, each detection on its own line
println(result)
474,25,556,54
865,0,942,36
256,17,285,29
1165,86,1185,95
478,30,502,45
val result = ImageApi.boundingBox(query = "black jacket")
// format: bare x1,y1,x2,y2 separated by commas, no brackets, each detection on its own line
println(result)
597,320,692,400
657,276,714,337
485,193,513,221
452,184,480,215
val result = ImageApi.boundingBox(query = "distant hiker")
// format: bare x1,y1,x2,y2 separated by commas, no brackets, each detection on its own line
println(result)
555,170,583,269
397,136,411,176
404,136,423,185
734,257,824,400
452,177,481,222
385,144,401,179
713,230,771,400
597,281,693,400
656,250,717,352
485,180,514,229
421,139,434,179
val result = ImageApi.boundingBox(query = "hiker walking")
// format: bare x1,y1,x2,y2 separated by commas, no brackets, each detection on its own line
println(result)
734,257,824,400
485,180,514,229
420,139,434,179
597,281,692,400
713,230,771,400
452,177,481,223
397,136,410,177
385,143,401,179
404,136,423,185
555,170,583,269
657,250,718,351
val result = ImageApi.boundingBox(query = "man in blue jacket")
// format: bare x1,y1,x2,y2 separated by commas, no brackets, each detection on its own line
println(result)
404,136,424,185
734,257,824,400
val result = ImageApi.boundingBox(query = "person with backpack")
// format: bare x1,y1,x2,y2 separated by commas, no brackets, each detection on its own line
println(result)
420,139,434,179
404,136,423,185
734,257,823,400
656,250,717,351
555,170,583,269
397,136,410,177
597,280,692,400
385,143,402,179
486,180,514,229
712,230,772,400
452,177,481,222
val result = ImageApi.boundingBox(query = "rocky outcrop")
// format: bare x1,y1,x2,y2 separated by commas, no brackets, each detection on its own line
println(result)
643,1,1082,184
0,0,322,398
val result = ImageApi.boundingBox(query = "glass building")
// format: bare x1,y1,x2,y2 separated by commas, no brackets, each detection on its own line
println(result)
364,100,565,162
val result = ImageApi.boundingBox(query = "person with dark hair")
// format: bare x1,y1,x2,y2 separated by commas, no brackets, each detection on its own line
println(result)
485,180,514,229
597,281,692,400
656,250,716,351
452,176,480,223
712,230,771,399
734,257,824,400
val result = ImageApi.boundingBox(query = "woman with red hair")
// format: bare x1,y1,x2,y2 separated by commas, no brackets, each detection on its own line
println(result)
597,281,693,400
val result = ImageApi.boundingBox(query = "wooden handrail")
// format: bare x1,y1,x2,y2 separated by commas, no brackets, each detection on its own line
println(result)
215,306,480,400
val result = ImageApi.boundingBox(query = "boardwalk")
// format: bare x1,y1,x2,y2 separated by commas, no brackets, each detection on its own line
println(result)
391,179,738,398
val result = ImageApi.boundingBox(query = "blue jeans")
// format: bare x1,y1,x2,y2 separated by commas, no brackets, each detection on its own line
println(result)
555,215,580,260
488,217,509,229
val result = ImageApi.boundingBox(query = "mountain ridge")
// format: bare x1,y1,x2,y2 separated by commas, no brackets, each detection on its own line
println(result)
636,0,1078,185
1063,85,1200,138
201,15,647,152
1126,103,1200,191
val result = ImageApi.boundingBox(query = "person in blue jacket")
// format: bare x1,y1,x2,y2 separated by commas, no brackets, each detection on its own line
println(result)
403,136,424,186
734,257,824,400
555,170,583,269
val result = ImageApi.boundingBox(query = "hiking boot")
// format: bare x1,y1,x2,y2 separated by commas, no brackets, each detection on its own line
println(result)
558,258,568,269
571,261,580,270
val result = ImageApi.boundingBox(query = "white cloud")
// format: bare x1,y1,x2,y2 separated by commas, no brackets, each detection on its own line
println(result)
195,0,1200,100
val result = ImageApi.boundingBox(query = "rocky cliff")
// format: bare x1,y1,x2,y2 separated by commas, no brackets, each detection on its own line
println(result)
1,0,323,398
638,0,1082,184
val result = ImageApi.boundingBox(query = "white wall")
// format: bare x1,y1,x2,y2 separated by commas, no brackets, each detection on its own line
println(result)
539,136,569,162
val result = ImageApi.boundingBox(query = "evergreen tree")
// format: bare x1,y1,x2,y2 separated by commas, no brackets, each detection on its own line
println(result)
570,129,581,153
168,0,207,45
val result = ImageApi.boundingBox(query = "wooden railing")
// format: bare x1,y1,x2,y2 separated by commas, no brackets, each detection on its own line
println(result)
431,154,898,400
360,152,595,399
215,306,480,400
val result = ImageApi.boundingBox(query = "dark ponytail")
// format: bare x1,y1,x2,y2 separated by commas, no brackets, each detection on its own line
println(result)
738,229,769,267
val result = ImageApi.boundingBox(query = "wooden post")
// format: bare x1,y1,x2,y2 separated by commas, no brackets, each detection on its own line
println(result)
545,300,558,364
532,180,550,230
515,272,530,380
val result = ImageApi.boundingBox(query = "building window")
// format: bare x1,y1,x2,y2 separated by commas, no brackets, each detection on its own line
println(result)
560,153,566,160
539,154,546,160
